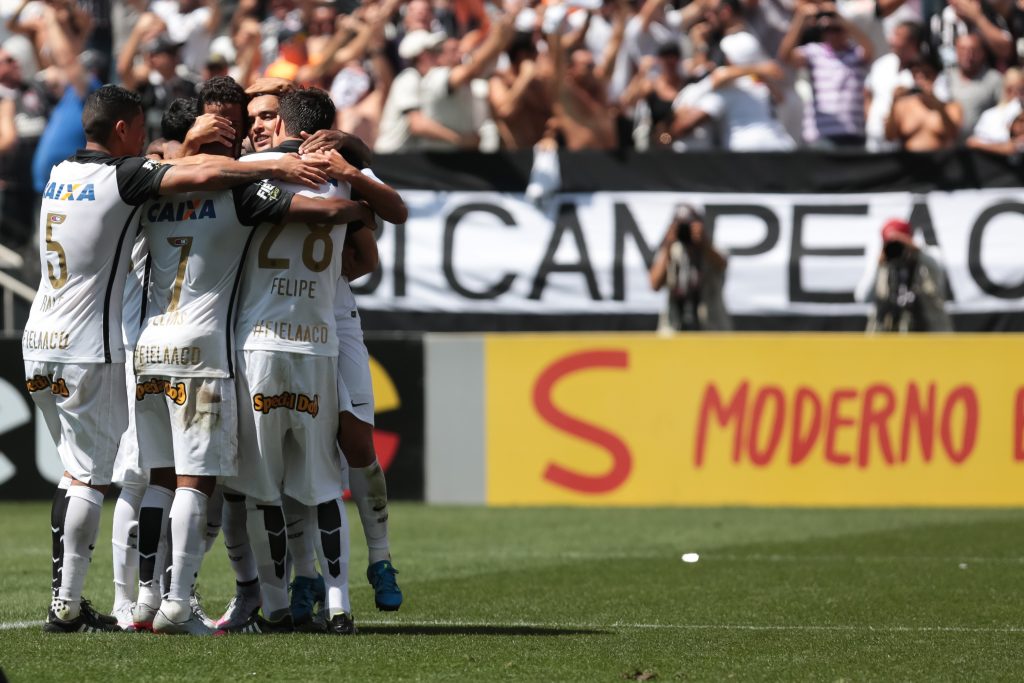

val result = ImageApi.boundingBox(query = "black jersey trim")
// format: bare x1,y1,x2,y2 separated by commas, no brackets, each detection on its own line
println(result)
263,139,302,155
225,228,259,379
138,250,152,333
102,205,142,363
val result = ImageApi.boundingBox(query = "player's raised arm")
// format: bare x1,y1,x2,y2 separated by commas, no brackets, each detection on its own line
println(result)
315,149,407,224
157,152,330,194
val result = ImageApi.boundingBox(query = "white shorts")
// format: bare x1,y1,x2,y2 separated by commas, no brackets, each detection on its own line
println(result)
112,358,148,487
336,323,374,426
229,351,341,507
135,375,239,477
24,360,128,486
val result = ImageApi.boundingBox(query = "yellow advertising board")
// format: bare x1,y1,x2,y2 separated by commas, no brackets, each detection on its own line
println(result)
485,334,1024,506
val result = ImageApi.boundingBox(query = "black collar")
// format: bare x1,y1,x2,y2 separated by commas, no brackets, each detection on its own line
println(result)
263,139,302,154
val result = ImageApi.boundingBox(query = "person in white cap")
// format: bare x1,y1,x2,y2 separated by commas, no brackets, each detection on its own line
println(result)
376,11,517,153
671,31,794,151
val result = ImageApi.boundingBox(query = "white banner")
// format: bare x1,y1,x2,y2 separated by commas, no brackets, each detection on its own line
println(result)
354,189,1024,315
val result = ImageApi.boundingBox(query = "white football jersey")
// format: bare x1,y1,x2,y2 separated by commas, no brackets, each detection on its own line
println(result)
122,230,149,352
135,180,295,378
235,142,351,357
22,151,170,364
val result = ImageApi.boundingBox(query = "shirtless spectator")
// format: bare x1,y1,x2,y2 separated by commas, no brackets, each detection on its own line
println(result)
490,32,552,150
547,1,627,151
886,57,962,151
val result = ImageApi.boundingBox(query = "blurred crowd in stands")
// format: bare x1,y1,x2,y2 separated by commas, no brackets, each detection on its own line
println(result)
1,0,1024,252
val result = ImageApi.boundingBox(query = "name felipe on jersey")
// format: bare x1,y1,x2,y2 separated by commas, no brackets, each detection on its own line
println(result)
42,182,96,201
147,199,217,223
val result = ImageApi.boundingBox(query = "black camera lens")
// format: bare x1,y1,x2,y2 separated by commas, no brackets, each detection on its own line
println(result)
883,241,905,260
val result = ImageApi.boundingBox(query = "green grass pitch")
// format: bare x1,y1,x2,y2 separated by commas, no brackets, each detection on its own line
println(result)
2,502,1024,681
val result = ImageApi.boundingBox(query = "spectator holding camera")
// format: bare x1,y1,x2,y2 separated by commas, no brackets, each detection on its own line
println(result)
885,55,962,150
858,219,952,333
779,1,873,148
649,205,732,332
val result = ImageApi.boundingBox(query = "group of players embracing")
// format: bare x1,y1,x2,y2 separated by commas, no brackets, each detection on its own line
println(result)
22,74,409,635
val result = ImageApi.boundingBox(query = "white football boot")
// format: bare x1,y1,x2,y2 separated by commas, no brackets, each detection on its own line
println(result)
152,599,214,635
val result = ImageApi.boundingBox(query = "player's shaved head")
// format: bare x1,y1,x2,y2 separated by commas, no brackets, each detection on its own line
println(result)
278,87,335,138
82,85,143,146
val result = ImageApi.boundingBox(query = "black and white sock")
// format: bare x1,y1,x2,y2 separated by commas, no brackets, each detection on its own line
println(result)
136,485,173,609
312,498,350,618
50,476,72,600
245,498,289,619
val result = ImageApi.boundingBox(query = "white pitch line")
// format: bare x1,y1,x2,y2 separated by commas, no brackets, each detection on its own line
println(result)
3,618,1022,635
0,620,43,631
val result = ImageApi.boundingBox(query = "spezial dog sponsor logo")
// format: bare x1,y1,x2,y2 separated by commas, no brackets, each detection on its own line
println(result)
24,374,69,397
252,391,319,417
135,378,188,405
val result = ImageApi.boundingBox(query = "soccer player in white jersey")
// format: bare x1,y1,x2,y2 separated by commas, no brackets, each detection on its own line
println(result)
22,84,333,634
129,78,373,636
227,87,379,634
244,81,411,624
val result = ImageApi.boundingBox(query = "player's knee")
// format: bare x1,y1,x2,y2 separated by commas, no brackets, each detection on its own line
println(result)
149,467,176,490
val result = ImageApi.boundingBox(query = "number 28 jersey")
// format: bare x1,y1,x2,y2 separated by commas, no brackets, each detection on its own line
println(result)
134,180,294,378
234,145,351,357
22,151,170,364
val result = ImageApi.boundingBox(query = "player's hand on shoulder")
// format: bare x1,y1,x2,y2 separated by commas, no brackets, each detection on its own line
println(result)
274,152,331,188
298,129,373,168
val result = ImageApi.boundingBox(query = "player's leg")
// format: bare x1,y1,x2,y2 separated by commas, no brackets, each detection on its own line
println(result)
49,472,72,603
204,485,223,553
153,377,238,635
282,493,324,630
286,354,351,633
29,361,125,632
132,380,177,631
110,362,148,629
217,351,294,633
336,331,402,611
214,351,263,628
215,489,262,629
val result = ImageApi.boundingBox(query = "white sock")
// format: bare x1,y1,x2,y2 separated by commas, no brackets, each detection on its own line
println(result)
204,486,223,554
283,495,318,579
137,485,173,608
349,461,391,565
222,491,259,589
312,498,351,617
112,482,145,610
245,499,289,618
166,487,208,604
57,486,104,617
50,476,72,599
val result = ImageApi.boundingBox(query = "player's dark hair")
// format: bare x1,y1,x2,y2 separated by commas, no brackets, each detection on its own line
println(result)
160,97,198,142
81,85,143,144
278,87,336,138
198,76,251,136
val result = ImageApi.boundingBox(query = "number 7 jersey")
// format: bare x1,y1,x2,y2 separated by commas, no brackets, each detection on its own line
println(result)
134,180,294,378
234,145,351,357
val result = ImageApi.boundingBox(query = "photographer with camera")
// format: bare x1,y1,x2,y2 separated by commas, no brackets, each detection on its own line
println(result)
859,218,953,333
649,204,732,332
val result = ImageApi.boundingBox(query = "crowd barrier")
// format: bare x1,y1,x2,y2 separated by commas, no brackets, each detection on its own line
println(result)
3,332,1022,506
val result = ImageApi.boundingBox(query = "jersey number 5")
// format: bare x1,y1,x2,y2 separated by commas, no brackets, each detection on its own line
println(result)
45,212,68,289
258,224,333,272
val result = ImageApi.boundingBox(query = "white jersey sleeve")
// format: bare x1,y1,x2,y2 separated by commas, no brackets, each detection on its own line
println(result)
22,152,169,364
235,148,351,357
